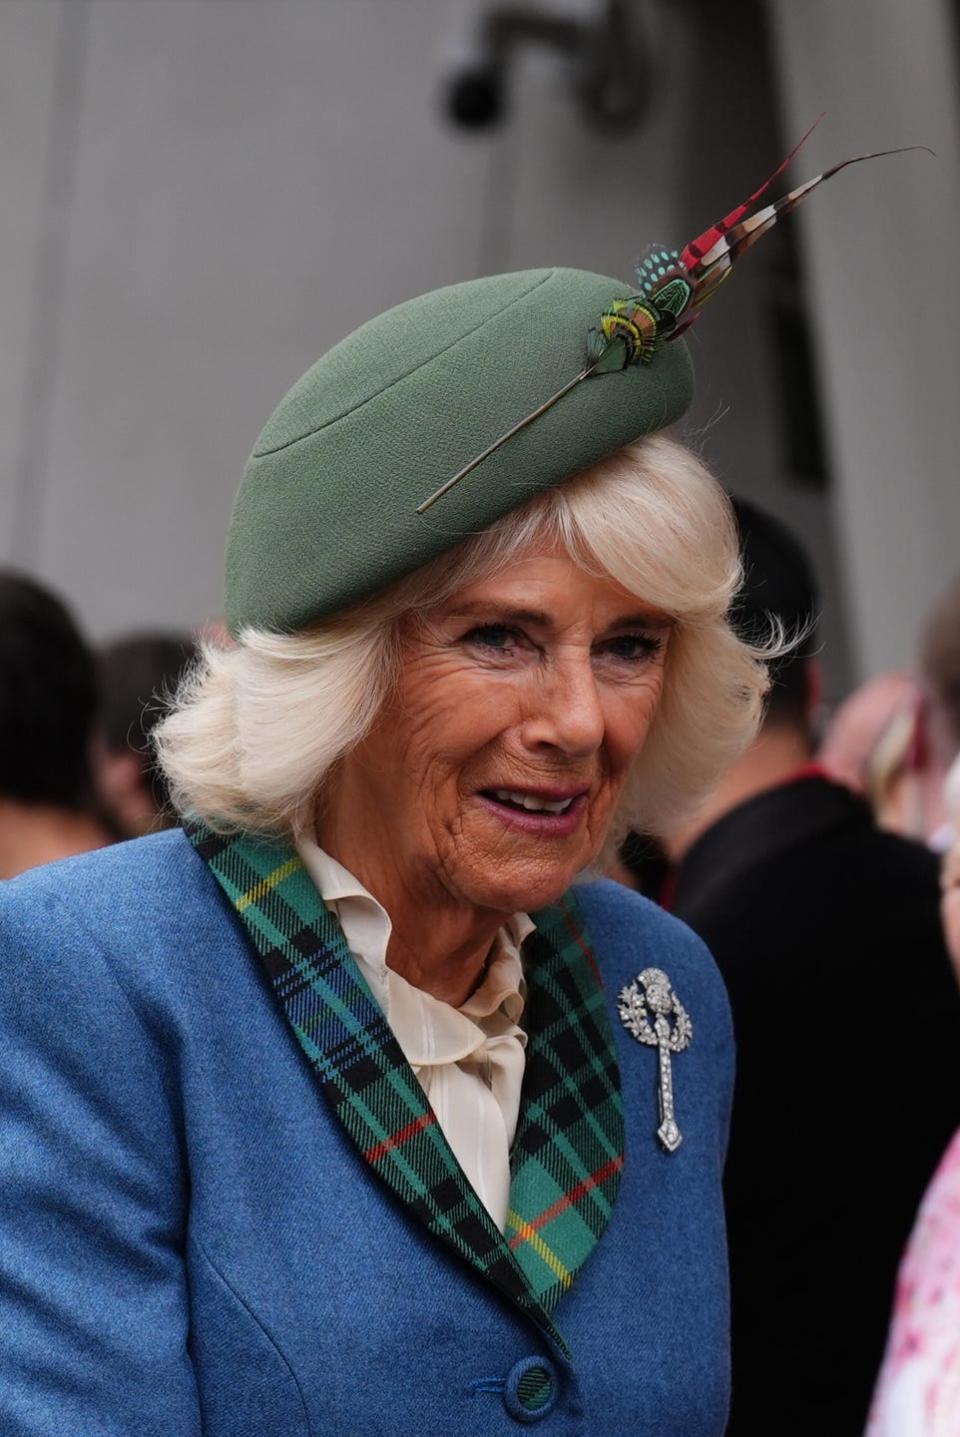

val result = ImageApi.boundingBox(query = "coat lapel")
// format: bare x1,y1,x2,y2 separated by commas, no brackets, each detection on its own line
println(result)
507,897,625,1312
186,821,623,1338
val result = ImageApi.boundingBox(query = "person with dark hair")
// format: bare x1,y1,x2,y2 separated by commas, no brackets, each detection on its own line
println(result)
0,571,110,878
663,499,960,1435
94,632,197,838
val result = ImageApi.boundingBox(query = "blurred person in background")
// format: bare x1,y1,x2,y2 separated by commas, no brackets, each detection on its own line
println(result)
867,672,960,1436
94,632,197,838
919,572,960,848
0,571,110,879
819,669,932,833
819,573,960,849
942,758,960,959
662,499,960,1436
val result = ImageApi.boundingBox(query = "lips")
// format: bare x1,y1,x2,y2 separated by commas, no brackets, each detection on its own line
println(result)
486,788,577,815
475,785,589,837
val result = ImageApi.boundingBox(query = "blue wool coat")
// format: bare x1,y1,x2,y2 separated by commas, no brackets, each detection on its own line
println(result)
0,829,733,1436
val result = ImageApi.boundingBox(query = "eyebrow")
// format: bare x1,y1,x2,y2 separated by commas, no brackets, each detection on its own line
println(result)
445,602,676,632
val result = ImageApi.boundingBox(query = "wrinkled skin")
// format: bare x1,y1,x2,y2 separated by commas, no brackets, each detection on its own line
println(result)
319,551,671,1002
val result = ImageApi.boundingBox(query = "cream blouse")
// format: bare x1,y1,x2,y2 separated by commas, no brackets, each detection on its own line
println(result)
294,836,533,1232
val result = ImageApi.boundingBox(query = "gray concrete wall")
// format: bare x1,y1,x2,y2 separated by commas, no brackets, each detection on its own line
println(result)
4,0,934,701
5,0,496,634
769,0,960,679
1,0,65,567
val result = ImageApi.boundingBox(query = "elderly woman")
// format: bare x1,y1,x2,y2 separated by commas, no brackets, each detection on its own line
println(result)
0,152,854,1432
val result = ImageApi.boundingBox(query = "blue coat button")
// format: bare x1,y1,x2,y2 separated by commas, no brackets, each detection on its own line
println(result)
503,1356,559,1422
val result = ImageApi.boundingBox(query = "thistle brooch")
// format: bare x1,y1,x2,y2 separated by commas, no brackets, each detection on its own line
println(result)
618,967,692,1153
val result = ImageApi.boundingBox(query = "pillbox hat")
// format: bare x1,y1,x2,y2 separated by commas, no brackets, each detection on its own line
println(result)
225,266,692,634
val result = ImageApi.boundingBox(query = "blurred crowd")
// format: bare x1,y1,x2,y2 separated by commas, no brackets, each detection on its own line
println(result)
0,570,197,879
3,497,960,1435
616,502,960,1436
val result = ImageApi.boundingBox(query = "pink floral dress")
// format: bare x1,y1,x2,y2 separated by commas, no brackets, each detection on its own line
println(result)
868,1130,960,1435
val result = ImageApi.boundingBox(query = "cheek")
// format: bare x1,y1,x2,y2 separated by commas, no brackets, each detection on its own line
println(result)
603,678,664,778
392,666,519,780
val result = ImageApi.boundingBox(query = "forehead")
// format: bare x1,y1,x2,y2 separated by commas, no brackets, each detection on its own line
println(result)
438,552,672,629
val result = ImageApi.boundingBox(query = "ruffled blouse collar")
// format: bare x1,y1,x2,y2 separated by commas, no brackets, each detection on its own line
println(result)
293,837,533,1068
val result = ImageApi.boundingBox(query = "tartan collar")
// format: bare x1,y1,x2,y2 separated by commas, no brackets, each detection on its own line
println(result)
186,822,624,1346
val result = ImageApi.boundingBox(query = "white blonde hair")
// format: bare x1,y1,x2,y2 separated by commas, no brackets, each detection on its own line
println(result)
156,435,772,847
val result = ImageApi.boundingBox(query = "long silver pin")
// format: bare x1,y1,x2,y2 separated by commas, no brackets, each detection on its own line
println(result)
618,967,692,1153
415,362,598,515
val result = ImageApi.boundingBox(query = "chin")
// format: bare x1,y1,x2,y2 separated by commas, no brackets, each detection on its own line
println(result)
462,861,586,916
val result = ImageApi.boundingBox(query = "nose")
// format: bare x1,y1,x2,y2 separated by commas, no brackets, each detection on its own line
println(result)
519,653,606,758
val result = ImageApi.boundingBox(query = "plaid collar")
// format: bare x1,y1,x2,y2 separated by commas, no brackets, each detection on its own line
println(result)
186,822,625,1348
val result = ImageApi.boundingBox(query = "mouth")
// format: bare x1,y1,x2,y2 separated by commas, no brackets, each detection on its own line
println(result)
474,785,590,837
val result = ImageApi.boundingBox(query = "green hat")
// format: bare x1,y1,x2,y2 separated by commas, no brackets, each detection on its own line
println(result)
225,128,890,634
225,267,692,635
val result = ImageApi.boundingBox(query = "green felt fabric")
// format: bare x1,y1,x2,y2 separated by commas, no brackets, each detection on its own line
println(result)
226,267,693,634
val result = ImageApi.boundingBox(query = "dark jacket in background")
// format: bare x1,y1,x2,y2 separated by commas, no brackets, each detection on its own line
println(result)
672,774,960,1436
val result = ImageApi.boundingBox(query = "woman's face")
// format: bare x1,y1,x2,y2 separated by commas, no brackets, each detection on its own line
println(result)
326,551,671,915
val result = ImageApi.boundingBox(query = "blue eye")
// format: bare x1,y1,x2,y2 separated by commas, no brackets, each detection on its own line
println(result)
462,624,522,652
601,633,664,662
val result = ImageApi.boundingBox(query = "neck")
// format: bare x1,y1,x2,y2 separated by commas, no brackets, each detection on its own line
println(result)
0,798,110,880
385,907,505,1007
315,811,506,1008
667,722,813,862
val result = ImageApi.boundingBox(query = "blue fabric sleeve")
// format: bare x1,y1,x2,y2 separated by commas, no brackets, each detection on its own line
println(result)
0,874,201,1436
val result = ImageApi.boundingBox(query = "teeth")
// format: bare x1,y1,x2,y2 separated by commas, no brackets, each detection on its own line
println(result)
492,789,574,814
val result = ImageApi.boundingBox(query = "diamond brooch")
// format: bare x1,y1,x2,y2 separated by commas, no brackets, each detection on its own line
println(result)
618,967,692,1153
